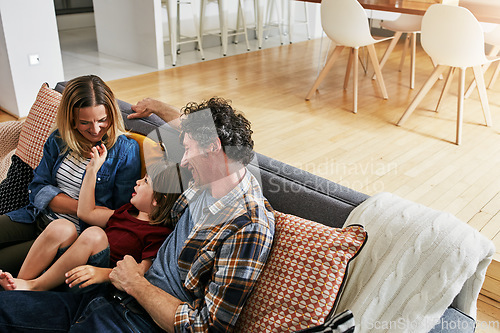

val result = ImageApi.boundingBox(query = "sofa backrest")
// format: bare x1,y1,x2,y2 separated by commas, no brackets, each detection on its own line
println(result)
55,82,368,228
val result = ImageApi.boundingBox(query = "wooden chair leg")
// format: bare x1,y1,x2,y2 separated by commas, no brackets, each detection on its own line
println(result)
456,67,466,145
372,32,401,80
436,67,455,112
344,48,353,90
488,60,500,89
410,32,416,89
472,65,493,127
353,47,359,113
464,45,500,98
399,34,410,72
305,45,345,100
367,44,388,100
428,57,444,81
398,65,447,126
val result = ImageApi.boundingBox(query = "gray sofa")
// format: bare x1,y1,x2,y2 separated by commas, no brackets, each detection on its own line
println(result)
53,82,475,332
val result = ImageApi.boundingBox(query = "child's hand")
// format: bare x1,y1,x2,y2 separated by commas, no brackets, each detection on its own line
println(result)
87,144,107,172
65,265,111,289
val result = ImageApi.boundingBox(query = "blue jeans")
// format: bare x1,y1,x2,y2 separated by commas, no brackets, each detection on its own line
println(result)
0,287,161,332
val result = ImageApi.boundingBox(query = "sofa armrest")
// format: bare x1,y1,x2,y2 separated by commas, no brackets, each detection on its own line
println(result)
0,120,24,181
0,120,23,159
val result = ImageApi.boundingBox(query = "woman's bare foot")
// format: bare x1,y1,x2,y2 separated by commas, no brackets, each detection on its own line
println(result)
0,270,16,290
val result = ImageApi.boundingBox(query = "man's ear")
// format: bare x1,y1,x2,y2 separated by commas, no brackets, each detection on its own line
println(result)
210,138,222,153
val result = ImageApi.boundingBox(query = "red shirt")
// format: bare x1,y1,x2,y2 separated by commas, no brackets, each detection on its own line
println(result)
105,203,172,267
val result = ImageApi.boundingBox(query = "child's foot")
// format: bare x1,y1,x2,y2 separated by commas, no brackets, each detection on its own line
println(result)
0,270,16,291
0,271,35,291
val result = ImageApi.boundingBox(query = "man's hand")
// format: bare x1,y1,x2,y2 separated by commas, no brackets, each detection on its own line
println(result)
110,255,181,333
65,265,112,289
109,255,147,293
129,98,159,119
129,98,182,130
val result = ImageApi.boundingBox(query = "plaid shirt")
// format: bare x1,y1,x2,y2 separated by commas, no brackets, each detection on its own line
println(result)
171,169,275,332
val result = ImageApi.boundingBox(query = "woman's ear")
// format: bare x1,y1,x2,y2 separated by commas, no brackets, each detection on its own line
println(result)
152,199,158,207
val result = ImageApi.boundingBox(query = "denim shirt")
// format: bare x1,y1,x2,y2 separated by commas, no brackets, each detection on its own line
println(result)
7,130,141,227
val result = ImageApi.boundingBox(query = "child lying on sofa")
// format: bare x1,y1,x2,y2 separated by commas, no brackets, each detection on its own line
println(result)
0,144,184,291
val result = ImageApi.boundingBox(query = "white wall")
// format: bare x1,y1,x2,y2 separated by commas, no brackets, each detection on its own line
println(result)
0,0,64,118
56,12,95,31
93,0,165,70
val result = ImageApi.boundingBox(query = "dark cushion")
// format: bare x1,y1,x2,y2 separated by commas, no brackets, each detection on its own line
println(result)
429,307,475,333
0,155,34,214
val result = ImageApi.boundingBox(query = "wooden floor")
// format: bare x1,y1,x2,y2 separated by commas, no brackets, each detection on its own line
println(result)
2,37,499,327
107,38,500,259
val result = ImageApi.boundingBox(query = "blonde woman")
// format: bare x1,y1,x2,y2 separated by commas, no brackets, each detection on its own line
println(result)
0,75,141,276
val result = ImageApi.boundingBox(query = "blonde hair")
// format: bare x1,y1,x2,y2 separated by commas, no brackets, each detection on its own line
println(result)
147,160,189,228
55,75,125,157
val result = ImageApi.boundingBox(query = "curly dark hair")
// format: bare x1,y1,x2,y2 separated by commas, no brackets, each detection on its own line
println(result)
180,97,254,166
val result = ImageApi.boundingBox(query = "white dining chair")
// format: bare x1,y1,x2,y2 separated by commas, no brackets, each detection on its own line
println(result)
373,14,422,89
397,4,500,145
485,25,500,88
464,24,500,97
305,0,391,113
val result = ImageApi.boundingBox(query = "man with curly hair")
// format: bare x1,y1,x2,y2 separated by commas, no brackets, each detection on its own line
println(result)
0,97,275,333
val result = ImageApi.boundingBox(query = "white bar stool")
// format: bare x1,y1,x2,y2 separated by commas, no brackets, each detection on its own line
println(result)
200,0,250,56
286,0,310,44
258,0,284,48
162,0,205,66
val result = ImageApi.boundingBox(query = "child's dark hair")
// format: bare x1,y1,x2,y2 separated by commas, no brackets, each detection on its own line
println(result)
146,160,189,228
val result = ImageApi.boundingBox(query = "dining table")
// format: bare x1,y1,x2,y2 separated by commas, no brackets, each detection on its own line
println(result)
299,0,500,24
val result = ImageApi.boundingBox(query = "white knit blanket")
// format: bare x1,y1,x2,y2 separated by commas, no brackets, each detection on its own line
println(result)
335,192,495,333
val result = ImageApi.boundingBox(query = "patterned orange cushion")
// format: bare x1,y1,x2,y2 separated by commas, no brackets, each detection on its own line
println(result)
15,83,61,169
235,211,367,332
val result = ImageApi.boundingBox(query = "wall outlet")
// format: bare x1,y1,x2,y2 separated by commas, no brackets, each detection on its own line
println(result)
28,54,40,66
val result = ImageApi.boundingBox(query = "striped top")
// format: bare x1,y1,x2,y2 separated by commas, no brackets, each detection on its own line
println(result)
50,151,90,232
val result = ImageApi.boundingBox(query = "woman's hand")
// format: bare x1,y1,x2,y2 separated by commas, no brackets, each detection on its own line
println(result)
87,144,107,173
65,265,112,289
